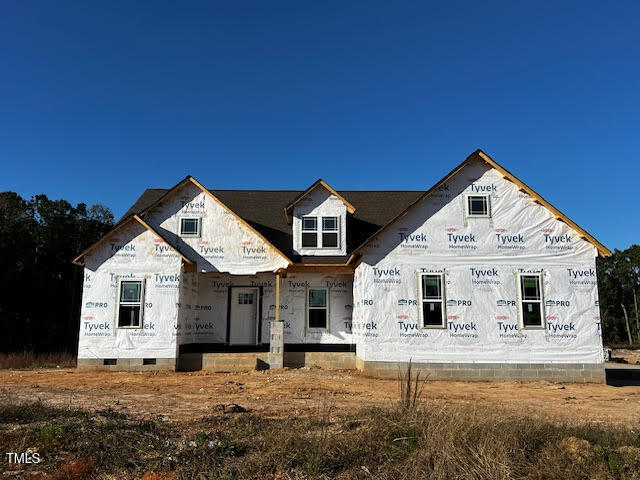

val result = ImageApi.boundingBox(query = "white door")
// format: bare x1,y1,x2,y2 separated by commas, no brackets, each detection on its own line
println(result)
229,287,259,345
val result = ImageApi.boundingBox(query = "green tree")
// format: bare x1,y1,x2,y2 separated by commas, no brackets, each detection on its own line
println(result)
0,192,113,353
597,245,640,346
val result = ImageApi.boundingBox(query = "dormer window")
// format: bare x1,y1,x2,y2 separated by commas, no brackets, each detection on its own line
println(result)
302,217,318,247
322,217,338,247
301,216,339,249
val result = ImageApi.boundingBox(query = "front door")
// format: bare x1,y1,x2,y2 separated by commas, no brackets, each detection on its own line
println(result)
229,287,259,345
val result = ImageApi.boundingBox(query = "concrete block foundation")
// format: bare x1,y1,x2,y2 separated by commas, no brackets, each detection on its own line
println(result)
77,358,176,371
78,355,606,384
284,352,357,369
176,351,357,372
359,361,606,383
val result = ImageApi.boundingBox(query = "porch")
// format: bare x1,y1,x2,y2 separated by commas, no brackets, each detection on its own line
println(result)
177,348,358,372
176,264,356,371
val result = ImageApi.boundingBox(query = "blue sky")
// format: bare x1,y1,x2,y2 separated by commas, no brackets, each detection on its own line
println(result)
1,1,638,250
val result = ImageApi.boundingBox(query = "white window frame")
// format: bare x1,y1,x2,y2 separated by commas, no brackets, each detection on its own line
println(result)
465,194,491,218
238,292,255,305
116,278,145,329
307,287,329,330
418,272,446,329
179,217,201,238
321,216,339,248
300,215,340,249
301,216,318,248
517,272,545,330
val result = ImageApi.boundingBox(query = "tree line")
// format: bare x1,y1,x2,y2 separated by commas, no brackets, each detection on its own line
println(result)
0,192,113,353
597,245,640,346
0,190,638,353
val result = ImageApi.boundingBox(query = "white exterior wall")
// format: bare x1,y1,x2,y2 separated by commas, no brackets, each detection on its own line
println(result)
78,220,183,360
79,165,604,365
292,187,347,256
275,272,354,343
78,180,290,360
145,182,289,274
178,272,353,345
352,159,603,365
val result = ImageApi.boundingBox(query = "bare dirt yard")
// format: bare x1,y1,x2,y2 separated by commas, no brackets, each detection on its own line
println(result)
2,367,640,479
1,367,639,426
614,348,640,365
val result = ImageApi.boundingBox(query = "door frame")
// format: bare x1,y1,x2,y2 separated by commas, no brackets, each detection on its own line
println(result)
226,285,263,345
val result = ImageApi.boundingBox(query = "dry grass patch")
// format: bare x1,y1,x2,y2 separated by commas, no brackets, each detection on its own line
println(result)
1,399,639,479
0,351,76,369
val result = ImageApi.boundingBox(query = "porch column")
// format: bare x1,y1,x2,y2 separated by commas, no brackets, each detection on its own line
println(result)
268,272,284,369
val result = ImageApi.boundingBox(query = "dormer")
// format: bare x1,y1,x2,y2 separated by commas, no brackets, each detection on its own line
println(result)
286,179,355,257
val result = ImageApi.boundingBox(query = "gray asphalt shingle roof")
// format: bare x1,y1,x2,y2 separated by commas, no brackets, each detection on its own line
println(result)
120,187,424,263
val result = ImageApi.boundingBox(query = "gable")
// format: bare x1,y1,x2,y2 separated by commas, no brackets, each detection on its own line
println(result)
357,157,601,260
74,215,193,268
292,186,348,256
143,181,290,274
350,150,610,260
284,179,355,222
80,217,185,272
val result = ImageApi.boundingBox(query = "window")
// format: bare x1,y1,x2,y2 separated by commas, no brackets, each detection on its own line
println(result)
118,280,144,328
419,274,445,328
302,216,318,247
238,293,254,304
308,288,328,329
301,216,339,249
466,195,490,217
519,274,544,328
180,218,201,237
322,217,338,248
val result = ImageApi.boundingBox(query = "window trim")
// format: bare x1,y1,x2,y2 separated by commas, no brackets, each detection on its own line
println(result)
238,292,255,305
517,272,545,330
307,287,329,330
300,215,340,249
465,194,491,218
301,216,318,248
418,272,447,329
116,278,145,329
321,216,339,248
179,217,202,238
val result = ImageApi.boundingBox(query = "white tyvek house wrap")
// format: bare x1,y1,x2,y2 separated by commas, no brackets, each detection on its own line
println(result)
145,182,289,274
292,187,347,256
78,220,183,359
274,273,353,343
175,270,199,345
177,272,353,345
352,159,603,364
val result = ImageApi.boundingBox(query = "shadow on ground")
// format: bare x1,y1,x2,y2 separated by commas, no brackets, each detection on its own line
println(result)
606,365,640,387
